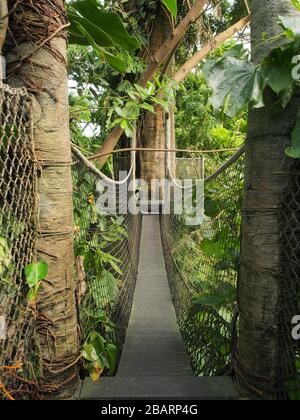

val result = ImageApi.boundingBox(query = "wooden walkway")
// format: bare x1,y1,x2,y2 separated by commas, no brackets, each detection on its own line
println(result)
81,216,237,400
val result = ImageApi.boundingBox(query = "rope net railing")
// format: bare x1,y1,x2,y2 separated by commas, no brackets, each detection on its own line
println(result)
161,149,245,376
278,161,300,400
72,148,141,369
0,82,37,398
162,149,300,400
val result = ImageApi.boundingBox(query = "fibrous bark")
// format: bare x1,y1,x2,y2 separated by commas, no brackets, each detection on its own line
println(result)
237,0,300,399
5,0,79,399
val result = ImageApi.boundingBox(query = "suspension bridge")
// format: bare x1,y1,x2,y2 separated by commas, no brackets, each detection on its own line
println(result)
1,83,300,400
72,141,244,400
81,216,237,400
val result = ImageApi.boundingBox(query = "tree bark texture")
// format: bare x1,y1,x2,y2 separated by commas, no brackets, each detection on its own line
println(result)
139,5,172,197
237,0,300,399
5,0,79,399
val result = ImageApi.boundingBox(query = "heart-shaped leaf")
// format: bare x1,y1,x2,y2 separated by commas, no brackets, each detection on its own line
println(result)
25,262,48,288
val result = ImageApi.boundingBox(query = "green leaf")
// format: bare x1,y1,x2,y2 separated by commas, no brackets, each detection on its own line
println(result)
139,103,155,113
161,0,177,18
88,331,106,354
285,119,300,158
202,57,264,117
72,22,127,73
261,46,294,94
279,14,300,39
106,344,118,373
204,197,226,218
70,2,140,51
82,343,99,362
25,262,48,288
101,50,127,74
200,237,225,259
68,12,114,47
291,0,300,11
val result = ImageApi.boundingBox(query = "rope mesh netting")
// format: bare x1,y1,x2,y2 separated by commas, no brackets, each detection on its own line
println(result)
161,150,244,376
72,150,141,362
0,82,37,397
278,161,300,400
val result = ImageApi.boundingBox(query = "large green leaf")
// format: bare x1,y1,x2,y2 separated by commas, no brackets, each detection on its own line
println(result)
161,0,177,17
25,262,48,288
261,46,294,94
68,12,114,47
72,1,140,52
202,57,264,117
285,119,300,158
72,22,126,73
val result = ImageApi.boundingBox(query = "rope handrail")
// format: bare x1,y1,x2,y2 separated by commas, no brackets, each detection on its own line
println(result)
167,165,199,190
71,144,134,185
87,147,241,161
166,145,245,188
205,145,245,182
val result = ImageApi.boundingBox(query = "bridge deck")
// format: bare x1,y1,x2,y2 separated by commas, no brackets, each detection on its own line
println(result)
81,216,237,400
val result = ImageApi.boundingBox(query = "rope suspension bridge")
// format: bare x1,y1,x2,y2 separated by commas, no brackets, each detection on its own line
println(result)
0,83,300,400
72,135,244,400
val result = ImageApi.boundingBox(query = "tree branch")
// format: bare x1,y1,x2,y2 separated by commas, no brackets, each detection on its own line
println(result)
243,0,251,15
174,14,251,83
95,0,208,167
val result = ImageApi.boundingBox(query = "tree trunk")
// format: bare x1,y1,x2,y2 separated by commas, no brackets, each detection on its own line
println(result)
0,0,8,80
237,0,300,399
5,0,79,399
96,0,207,168
139,5,172,200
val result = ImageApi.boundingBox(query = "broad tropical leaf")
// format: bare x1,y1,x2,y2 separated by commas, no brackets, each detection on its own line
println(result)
71,1,140,51
71,22,126,73
68,1,139,72
68,12,114,47
202,57,264,117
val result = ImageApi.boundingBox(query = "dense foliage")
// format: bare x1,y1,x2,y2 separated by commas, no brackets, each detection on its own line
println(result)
67,0,250,381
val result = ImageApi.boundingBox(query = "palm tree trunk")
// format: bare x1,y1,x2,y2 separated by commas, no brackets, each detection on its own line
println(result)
5,0,79,399
237,0,300,399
